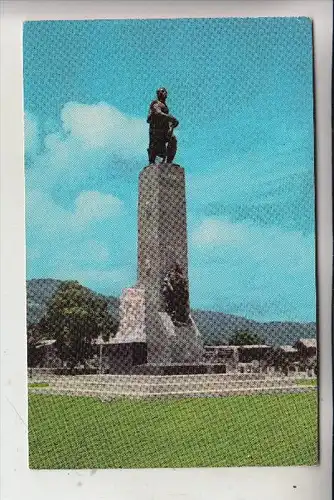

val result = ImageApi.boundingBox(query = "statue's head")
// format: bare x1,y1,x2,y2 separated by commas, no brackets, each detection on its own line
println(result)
156,87,168,102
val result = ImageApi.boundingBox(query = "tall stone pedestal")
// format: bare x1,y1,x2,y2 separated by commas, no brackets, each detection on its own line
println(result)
114,163,203,367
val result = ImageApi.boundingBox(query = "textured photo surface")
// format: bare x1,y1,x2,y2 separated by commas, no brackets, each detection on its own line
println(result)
24,17,318,469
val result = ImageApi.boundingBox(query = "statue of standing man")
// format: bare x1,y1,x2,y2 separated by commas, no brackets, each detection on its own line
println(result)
147,87,179,164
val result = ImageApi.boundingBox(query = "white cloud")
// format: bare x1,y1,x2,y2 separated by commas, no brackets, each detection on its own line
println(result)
26,189,70,234
25,101,147,195
61,101,147,155
192,217,313,260
26,188,124,235
192,218,246,246
73,191,124,225
189,217,316,321
24,105,139,298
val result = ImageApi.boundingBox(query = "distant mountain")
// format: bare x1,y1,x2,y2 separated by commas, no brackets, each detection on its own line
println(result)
191,309,256,345
250,320,316,347
26,279,316,346
27,278,63,325
191,310,316,346
26,278,120,327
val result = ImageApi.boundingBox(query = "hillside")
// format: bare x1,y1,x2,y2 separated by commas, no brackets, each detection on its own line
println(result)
192,309,316,346
27,278,63,325
26,279,316,346
26,278,120,327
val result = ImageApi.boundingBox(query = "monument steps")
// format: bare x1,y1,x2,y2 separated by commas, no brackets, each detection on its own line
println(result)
29,385,316,400
31,372,284,382
47,378,299,391
29,373,317,399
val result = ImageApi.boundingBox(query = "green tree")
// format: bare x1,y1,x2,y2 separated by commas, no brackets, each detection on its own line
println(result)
228,329,265,346
41,281,111,369
100,312,119,341
27,323,44,367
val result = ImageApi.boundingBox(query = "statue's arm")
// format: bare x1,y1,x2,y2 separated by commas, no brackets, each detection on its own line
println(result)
151,103,179,127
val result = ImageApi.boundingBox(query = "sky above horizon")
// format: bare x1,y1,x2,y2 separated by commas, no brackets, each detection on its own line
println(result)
23,17,316,322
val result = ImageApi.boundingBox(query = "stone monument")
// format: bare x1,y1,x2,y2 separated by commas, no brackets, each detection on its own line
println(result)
113,163,204,368
111,88,204,371
137,162,203,364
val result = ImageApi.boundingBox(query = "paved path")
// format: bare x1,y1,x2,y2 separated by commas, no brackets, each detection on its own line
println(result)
28,373,317,400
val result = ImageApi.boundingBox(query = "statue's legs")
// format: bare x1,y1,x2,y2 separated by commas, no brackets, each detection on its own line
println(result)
166,135,177,163
148,131,167,164
147,148,156,164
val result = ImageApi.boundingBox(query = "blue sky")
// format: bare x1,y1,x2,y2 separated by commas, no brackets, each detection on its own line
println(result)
23,17,316,322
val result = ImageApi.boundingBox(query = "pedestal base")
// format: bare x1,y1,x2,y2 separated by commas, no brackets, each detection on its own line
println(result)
112,286,204,368
151,312,204,365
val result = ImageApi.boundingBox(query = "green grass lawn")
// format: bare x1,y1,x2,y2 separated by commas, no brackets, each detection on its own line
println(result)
295,378,317,386
29,393,318,469
28,382,49,388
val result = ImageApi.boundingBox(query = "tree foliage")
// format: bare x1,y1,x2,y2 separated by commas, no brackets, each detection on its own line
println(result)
41,281,113,368
27,323,44,366
228,329,265,346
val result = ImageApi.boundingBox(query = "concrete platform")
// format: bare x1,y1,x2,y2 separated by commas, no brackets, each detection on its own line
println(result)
28,373,317,400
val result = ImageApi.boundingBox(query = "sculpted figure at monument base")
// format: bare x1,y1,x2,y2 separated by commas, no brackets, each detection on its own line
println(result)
162,262,191,325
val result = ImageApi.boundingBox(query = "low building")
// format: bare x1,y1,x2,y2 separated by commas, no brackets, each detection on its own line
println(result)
294,338,317,373
277,345,299,359
204,344,274,372
33,339,57,367
274,345,299,374
204,345,238,368
294,338,317,359
237,345,273,364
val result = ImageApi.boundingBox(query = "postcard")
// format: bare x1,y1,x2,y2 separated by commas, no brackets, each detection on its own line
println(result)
24,16,318,469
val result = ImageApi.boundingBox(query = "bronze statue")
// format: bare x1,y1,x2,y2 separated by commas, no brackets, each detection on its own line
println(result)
162,262,190,325
147,87,179,164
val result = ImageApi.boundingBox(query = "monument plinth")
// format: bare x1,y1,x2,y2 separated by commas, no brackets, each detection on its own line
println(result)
113,163,203,368
138,163,203,364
